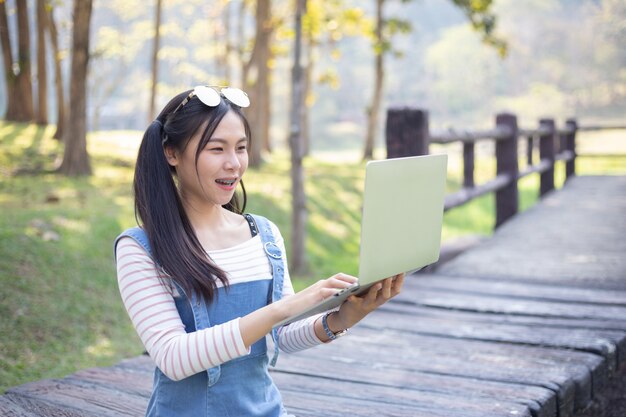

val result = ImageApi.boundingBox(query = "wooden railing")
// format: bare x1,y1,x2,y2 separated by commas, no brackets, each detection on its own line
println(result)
385,108,624,228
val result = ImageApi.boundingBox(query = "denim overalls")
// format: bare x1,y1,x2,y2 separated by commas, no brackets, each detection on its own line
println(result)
115,214,288,417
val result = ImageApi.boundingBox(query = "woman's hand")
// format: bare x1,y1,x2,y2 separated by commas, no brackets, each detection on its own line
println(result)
277,273,358,319
240,273,358,348
327,273,405,333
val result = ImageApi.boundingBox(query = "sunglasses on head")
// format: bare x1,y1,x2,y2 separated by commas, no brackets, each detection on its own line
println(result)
172,86,250,114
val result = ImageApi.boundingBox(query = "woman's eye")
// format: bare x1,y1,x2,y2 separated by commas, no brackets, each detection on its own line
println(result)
208,147,223,152
237,145,247,151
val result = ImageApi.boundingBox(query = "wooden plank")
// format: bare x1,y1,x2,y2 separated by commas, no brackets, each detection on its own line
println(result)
398,287,626,321
407,275,626,306
429,126,511,144
380,301,626,332
366,305,622,375
1,393,87,417
276,347,563,417
279,324,610,417
273,372,533,417
65,365,152,398
5,378,147,417
0,396,41,417
444,175,511,211
401,277,626,361
280,389,448,417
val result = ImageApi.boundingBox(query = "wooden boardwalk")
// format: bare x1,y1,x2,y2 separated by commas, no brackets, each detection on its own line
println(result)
1,175,625,417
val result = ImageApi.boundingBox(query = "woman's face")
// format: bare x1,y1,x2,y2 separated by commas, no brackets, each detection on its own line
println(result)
166,110,249,208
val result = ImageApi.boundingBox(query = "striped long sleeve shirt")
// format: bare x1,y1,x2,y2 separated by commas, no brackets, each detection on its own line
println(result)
115,224,324,381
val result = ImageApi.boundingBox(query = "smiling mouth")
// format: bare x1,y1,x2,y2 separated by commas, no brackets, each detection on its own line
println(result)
216,179,237,186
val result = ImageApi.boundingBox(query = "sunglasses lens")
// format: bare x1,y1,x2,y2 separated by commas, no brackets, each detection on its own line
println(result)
222,87,250,108
194,86,221,107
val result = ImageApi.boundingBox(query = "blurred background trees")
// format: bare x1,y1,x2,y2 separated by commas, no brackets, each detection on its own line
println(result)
0,0,624,267
56,0,92,175
0,0,34,122
1,0,623,156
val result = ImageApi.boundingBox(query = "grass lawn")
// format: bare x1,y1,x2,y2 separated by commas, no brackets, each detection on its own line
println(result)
0,121,624,393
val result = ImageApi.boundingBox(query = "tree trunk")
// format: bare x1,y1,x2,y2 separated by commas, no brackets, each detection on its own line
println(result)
243,0,273,167
301,34,313,156
223,0,232,84
237,0,246,88
289,0,307,275
0,1,18,120
259,55,271,154
0,0,35,122
46,2,66,140
363,0,384,161
15,0,34,121
257,0,272,155
148,0,162,122
36,0,48,125
58,0,93,176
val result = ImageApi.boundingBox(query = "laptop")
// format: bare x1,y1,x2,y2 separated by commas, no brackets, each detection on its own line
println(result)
274,153,448,328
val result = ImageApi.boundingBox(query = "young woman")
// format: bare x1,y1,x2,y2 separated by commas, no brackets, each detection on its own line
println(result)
114,86,404,416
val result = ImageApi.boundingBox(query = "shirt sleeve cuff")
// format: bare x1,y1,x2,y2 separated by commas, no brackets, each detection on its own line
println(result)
310,314,328,343
233,317,252,357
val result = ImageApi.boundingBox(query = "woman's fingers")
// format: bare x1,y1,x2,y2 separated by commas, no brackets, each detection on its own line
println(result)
381,277,393,299
365,283,382,303
363,275,402,306
391,273,405,295
319,287,343,299
302,273,358,303
331,273,359,285
320,274,357,294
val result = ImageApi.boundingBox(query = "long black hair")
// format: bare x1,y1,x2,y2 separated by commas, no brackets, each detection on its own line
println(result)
133,89,251,301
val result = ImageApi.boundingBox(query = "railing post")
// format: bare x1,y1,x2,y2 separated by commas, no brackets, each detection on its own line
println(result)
385,108,429,158
495,113,519,228
463,142,475,188
526,136,533,166
539,118,556,197
565,118,577,180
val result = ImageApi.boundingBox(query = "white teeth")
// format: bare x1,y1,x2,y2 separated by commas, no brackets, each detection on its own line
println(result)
216,179,236,186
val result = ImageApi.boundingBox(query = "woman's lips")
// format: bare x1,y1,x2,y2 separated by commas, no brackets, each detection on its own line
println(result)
215,178,238,190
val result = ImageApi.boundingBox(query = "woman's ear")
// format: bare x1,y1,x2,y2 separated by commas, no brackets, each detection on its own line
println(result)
163,145,179,167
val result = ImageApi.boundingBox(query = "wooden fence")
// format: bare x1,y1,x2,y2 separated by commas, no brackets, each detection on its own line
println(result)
385,108,624,228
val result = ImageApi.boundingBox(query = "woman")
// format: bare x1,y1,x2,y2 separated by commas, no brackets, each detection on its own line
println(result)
114,86,404,416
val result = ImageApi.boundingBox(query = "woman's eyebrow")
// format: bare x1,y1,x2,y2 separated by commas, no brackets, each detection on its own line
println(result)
208,137,248,143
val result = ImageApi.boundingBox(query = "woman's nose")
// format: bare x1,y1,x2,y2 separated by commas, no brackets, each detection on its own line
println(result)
224,151,241,170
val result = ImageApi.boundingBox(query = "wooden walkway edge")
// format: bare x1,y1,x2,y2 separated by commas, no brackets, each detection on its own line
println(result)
1,175,625,417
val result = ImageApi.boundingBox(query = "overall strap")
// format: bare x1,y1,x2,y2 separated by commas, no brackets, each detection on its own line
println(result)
114,227,152,258
243,212,259,237
114,227,191,307
248,214,285,367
